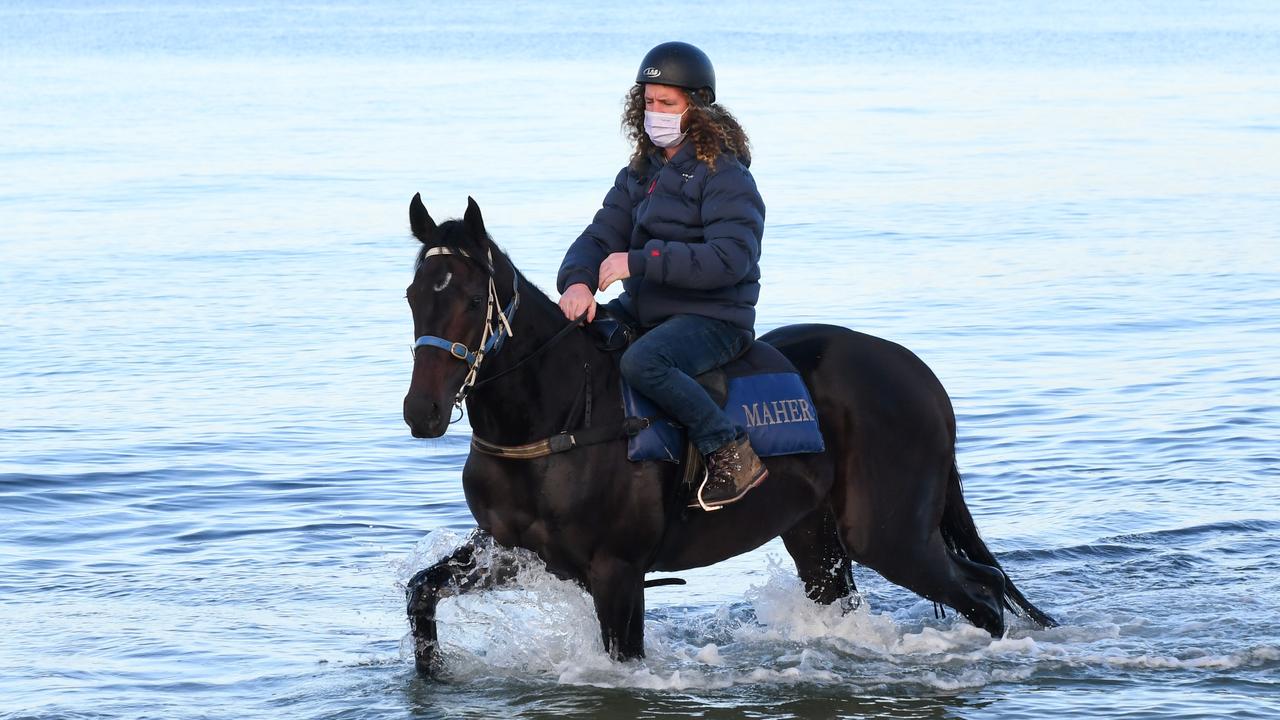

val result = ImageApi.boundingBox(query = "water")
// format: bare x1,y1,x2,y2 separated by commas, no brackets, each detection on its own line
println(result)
2,1,1278,717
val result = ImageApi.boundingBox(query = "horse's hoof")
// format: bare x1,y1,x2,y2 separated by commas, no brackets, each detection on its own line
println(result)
414,653,442,678
411,630,444,677
838,594,862,615
976,607,1006,638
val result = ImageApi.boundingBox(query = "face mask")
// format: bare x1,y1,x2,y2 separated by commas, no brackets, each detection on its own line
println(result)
644,108,689,148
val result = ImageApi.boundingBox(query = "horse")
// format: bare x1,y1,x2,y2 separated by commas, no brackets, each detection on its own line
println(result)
401,195,1056,676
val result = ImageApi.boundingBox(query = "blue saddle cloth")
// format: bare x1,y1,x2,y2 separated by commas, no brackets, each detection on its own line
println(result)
621,340,826,463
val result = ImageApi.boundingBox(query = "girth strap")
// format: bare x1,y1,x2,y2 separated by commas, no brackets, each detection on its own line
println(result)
471,417,652,460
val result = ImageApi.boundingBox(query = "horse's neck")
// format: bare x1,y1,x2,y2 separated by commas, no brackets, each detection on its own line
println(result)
464,270,604,444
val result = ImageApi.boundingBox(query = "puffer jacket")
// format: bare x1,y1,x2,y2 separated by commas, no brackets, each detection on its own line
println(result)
556,142,765,332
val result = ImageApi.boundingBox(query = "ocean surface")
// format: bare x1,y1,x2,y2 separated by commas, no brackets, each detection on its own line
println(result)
2,2,1278,718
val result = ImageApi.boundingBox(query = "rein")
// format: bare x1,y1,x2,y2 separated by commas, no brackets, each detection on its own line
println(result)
466,312,652,460
472,309,585,390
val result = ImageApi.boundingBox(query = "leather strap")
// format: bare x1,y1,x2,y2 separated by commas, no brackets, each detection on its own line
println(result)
470,417,652,460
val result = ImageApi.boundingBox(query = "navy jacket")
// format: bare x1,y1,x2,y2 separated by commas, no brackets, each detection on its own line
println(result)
556,143,765,332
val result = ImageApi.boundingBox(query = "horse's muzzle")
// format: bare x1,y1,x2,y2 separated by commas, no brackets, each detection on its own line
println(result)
403,394,447,438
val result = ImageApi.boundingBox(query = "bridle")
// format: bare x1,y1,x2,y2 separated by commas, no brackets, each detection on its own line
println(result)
412,246,519,410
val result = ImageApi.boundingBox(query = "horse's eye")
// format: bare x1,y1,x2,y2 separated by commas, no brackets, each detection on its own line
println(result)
468,295,484,309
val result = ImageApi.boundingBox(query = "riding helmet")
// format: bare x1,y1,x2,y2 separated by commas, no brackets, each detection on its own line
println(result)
635,41,716,103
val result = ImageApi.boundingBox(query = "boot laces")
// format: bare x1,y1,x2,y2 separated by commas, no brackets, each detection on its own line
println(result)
708,446,743,483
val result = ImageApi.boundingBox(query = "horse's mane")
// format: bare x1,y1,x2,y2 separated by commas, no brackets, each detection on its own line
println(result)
414,219,562,324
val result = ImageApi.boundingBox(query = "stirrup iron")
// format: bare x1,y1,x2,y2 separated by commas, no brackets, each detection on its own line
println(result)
693,468,724,512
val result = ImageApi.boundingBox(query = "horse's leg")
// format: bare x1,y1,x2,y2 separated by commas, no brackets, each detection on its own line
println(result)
834,447,1008,636
763,324,1020,636
405,529,520,676
857,525,1008,636
781,503,857,606
587,557,646,660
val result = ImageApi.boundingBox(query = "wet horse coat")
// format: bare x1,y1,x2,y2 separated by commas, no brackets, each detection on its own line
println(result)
401,196,1055,674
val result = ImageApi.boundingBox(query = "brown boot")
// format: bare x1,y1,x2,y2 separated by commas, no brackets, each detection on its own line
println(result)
690,435,768,511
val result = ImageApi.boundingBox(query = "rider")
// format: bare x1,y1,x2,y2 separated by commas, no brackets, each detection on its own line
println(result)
557,41,767,510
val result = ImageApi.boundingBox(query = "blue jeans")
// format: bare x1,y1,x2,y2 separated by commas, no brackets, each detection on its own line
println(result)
618,313,752,455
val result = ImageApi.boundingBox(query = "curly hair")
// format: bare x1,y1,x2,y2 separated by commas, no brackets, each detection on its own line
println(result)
623,84,751,174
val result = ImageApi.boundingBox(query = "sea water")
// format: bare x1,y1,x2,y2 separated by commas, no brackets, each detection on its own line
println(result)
2,2,1278,718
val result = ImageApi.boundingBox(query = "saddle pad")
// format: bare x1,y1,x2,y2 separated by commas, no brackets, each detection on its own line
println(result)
623,340,825,462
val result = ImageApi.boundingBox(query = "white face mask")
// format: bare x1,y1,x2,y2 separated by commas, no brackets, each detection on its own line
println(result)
644,108,689,148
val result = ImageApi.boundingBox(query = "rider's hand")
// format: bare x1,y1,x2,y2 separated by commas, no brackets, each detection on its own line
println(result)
558,283,597,323
598,252,631,292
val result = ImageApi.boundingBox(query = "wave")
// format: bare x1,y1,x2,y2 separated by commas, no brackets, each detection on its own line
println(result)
998,518,1280,562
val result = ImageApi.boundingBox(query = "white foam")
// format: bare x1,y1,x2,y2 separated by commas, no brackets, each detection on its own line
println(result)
397,539,1280,692
694,643,724,666
1049,645,1280,671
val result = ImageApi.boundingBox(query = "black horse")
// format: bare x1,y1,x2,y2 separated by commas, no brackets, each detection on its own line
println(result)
402,195,1055,675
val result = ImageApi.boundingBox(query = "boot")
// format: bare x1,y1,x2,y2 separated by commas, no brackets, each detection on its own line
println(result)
690,434,768,511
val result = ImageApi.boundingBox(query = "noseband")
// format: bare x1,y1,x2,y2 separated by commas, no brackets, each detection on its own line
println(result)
412,246,519,408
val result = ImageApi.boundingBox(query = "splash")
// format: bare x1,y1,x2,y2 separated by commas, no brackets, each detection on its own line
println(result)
397,529,603,680
397,535,1280,693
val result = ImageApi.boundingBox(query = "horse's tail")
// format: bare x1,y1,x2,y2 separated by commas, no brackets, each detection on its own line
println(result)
940,460,1059,628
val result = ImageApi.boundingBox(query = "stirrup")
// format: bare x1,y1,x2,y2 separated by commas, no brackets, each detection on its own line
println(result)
693,468,724,512
687,465,768,511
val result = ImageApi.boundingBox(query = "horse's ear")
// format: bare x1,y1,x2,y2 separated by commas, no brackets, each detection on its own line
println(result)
409,192,436,243
463,196,491,252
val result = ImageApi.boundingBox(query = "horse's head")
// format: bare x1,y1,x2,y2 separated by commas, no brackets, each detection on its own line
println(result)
402,193,508,438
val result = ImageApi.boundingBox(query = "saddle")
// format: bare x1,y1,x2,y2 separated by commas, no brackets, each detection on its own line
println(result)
591,311,826,465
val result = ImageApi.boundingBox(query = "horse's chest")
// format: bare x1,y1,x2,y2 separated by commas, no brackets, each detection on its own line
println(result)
461,463,571,547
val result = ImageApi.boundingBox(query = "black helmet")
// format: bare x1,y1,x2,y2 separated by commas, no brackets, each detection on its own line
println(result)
635,41,716,103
